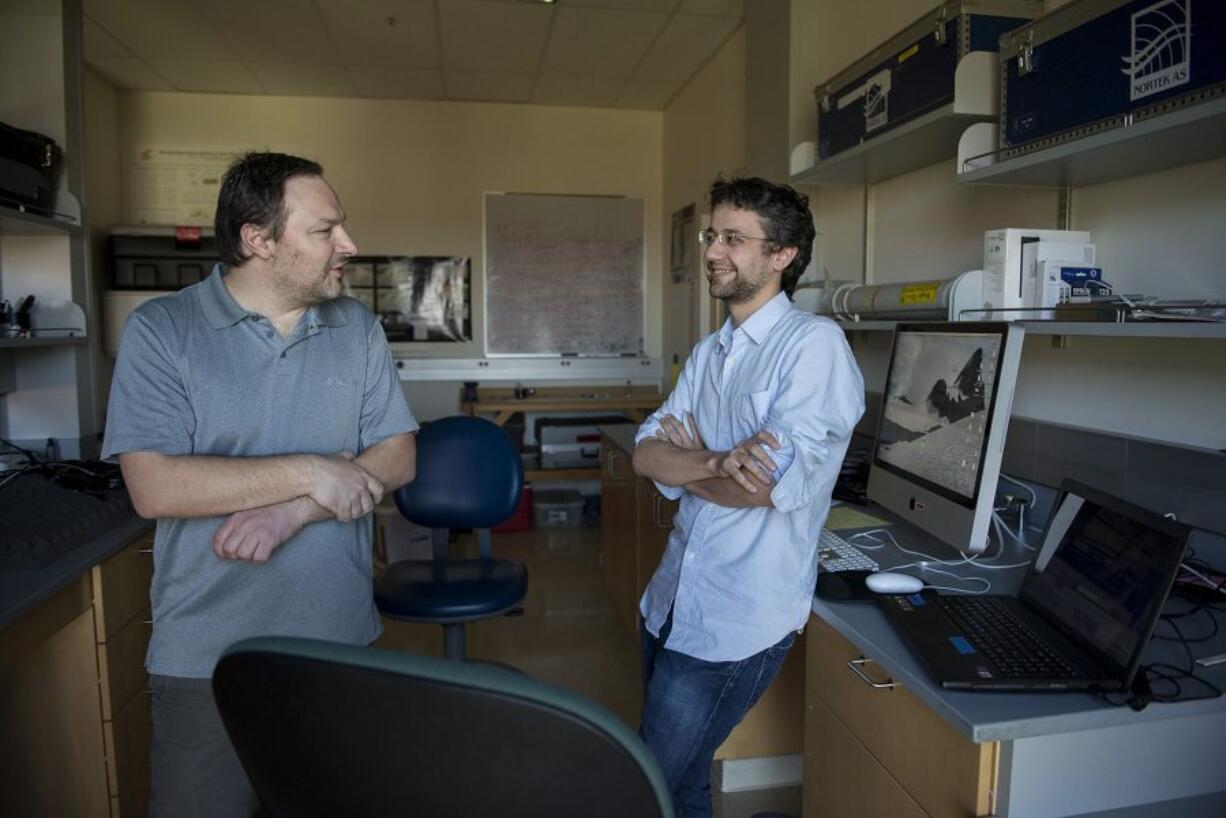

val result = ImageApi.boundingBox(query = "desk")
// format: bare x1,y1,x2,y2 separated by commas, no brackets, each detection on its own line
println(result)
460,385,664,427
807,506,1226,817
463,386,663,482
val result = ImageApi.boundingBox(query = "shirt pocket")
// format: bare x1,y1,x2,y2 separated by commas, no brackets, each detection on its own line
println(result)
733,388,772,437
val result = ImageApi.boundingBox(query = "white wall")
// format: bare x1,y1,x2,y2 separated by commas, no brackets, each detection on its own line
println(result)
789,0,1226,451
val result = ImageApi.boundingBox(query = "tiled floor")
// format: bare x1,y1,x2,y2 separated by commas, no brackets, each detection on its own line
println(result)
372,526,799,818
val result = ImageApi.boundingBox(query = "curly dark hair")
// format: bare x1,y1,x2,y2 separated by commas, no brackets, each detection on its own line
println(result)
709,176,815,299
214,152,324,269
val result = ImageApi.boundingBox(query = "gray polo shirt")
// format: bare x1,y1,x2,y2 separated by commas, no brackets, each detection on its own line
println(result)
103,265,417,678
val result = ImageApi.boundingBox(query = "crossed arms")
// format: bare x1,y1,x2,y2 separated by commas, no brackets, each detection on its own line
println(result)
119,431,416,564
632,413,780,509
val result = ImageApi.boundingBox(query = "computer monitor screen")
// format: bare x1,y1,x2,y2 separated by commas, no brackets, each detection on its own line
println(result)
868,322,1024,554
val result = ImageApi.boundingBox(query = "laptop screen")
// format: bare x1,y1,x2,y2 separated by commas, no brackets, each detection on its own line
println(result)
1019,482,1191,677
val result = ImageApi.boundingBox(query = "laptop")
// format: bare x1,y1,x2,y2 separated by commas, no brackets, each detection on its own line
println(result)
879,479,1192,691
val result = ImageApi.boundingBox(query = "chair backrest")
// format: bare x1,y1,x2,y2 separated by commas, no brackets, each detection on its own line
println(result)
214,637,674,818
394,416,523,530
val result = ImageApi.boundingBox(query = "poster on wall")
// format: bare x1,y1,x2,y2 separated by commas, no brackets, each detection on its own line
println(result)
344,256,471,342
670,203,696,284
128,146,237,225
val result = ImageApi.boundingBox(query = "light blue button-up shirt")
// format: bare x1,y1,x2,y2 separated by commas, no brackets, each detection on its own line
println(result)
636,292,865,662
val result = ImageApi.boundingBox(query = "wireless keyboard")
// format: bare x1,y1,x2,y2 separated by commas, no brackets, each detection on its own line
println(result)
817,528,879,573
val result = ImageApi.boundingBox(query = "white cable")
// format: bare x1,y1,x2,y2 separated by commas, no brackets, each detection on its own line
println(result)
1180,562,1226,597
917,566,992,595
997,473,1037,506
993,511,1036,551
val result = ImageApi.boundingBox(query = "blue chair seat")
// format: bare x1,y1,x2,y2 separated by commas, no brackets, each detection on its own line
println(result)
375,558,527,622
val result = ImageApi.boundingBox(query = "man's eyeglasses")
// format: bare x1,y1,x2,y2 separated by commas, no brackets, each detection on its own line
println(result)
698,228,770,247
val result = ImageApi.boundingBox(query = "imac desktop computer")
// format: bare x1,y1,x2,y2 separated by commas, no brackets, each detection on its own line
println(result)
867,322,1025,555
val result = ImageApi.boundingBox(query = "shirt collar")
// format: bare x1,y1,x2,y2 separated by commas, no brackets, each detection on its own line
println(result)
200,263,348,330
718,290,792,349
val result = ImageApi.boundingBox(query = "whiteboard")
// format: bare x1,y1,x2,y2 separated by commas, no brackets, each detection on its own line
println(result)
485,193,644,356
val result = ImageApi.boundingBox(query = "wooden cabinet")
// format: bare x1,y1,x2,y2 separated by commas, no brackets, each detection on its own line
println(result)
803,615,998,818
600,438,639,634
0,577,111,818
634,476,675,626
92,532,155,818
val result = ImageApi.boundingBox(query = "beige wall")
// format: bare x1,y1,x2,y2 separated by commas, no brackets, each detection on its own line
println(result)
788,0,1226,450
114,91,663,361
661,28,747,375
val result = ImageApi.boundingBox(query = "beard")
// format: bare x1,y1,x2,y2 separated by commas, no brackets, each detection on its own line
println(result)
708,264,767,304
270,251,343,307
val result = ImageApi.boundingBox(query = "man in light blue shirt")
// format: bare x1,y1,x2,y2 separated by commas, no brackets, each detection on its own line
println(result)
634,177,864,818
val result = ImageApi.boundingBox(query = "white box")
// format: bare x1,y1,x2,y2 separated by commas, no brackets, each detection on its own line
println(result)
1021,241,1096,317
983,229,1090,320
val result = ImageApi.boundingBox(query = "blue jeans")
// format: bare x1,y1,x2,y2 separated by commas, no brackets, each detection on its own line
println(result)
639,609,797,818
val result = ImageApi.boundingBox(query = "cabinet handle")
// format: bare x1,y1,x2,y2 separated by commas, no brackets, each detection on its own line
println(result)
652,494,672,529
138,548,153,555
607,450,625,480
846,657,895,690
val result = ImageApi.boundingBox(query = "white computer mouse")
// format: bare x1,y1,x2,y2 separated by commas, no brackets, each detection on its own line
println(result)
864,571,924,594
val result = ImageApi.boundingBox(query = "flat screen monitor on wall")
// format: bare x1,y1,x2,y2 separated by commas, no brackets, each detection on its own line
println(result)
867,322,1025,556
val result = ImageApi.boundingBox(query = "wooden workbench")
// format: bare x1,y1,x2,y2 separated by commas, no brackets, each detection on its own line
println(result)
460,385,664,427
460,385,663,482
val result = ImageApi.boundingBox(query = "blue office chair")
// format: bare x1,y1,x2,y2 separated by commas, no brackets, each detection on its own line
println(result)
374,415,528,660
214,636,674,818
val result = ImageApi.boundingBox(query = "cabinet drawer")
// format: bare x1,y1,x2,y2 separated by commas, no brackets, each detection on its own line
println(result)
93,533,154,640
806,615,998,817
103,687,152,796
98,607,151,720
803,694,926,818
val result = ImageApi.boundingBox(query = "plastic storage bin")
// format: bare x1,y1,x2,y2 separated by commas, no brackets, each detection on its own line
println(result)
533,489,584,528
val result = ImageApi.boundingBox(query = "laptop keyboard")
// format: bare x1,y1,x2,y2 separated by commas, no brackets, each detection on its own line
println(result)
934,595,1081,679
817,529,879,573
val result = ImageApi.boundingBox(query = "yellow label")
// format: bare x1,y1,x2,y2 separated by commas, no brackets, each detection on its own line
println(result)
898,44,920,64
900,282,940,304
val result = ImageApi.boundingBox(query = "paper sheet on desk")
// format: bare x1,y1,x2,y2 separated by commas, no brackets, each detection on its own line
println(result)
825,506,889,531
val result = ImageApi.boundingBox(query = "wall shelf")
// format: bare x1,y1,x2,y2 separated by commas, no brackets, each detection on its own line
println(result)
0,336,87,349
957,96,1226,187
0,205,82,237
835,319,1226,339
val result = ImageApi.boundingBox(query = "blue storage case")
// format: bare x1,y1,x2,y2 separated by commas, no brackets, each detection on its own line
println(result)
1000,0,1226,157
815,0,1041,161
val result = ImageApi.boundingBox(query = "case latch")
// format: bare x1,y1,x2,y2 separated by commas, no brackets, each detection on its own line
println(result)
1016,32,1035,77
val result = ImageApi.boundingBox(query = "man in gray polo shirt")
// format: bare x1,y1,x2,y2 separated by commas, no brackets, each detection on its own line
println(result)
104,152,418,818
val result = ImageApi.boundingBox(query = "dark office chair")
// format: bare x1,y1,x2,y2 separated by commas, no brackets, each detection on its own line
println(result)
374,415,528,660
213,636,674,818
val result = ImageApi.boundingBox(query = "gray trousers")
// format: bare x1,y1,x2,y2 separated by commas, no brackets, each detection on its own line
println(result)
149,674,260,818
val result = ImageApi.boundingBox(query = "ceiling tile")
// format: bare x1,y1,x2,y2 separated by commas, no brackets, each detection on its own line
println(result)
147,60,264,94
85,57,174,91
679,0,742,16
634,13,738,82
542,6,668,79
533,75,626,108
316,0,439,68
83,16,132,58
199,0,340,64
84,0,235,60
444,70,536,103
348,66,445,100
616,78,680,109
563,0,681,11
248,63,356,97
439,0,552,73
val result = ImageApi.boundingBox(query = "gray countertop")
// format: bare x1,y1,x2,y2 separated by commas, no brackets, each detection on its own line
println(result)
1,513,152,629
600,424,638,457
811,505,1226,743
